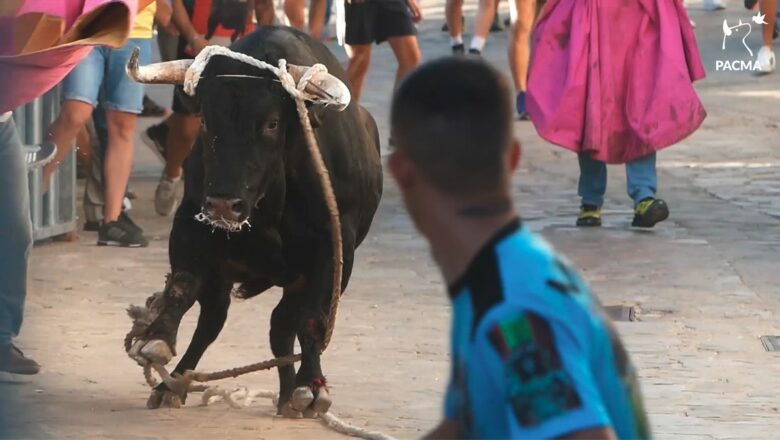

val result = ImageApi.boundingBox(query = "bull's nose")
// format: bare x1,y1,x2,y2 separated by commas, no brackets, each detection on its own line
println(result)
204,197,246,221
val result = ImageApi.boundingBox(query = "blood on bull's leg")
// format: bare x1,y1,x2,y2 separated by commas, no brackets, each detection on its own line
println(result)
286,240,356,417
146,273,231,409
270,293,300,417
137,273,200,364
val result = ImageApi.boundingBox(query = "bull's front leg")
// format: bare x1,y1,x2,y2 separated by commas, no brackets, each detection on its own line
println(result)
280,238,356,417
139,272,232,409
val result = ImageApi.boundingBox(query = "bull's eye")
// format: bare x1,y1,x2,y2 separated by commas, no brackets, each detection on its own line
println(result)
267,120,279,131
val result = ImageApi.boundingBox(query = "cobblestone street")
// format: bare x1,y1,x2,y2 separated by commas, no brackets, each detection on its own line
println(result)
3,1,780,439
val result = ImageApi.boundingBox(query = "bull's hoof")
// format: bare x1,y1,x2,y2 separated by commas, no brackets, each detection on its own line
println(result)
279,403,303,419
146,389,183,409
140,340,173,366
302,408,318,419
290,386,314,412
312,387,332,414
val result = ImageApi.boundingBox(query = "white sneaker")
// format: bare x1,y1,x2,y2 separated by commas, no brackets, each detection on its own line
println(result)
756,45,776,74
703,0,726,11
689,18,696,28
154,175,181,216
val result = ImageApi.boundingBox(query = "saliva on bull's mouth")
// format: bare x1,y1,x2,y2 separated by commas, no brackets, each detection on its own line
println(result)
194,191,268,233
194,208,252,233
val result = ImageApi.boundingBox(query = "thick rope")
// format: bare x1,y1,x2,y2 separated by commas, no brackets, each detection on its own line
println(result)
183,46,344,351
127,47,389,440
199,387,396,440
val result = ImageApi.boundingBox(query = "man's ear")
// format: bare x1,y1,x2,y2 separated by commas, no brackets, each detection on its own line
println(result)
387,150,415,190
508,139,521,173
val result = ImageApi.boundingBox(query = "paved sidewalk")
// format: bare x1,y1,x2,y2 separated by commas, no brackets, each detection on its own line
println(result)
3,1,780,439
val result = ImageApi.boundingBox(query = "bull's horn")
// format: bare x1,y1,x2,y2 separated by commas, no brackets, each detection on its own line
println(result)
287,64,351,111
126,47,193,85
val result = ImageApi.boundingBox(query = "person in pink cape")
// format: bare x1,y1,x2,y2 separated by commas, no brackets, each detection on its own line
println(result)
527,0,706,228
0,0,133,375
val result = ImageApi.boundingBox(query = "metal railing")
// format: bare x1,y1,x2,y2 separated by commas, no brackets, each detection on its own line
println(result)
13,88,77,241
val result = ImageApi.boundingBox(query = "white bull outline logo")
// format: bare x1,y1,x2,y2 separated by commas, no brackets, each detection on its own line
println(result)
722,11,768,58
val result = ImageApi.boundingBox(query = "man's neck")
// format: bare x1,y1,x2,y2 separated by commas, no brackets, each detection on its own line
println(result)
423,196,519,286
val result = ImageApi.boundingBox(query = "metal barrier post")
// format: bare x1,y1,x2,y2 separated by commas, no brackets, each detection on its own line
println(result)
14,87,77,241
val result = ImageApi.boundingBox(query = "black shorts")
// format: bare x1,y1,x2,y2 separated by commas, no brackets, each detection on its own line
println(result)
345,0,417,45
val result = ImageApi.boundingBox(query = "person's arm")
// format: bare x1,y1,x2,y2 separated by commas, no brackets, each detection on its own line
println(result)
559,426,616,440
473,306,621,439
154,0,173,28
172,0,206,54
423,420,458,439
406,0,423,23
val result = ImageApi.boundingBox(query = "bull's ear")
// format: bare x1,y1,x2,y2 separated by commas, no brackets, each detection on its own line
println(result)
287,64,351,111
174,86,201,116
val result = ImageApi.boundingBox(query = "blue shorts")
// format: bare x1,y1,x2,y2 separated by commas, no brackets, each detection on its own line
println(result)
61,38,151,114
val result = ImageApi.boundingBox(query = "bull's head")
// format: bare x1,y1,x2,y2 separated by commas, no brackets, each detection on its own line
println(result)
126,47,349,231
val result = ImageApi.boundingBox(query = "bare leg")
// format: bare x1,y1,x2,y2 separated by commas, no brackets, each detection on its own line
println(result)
103,110,137,222
446,0,464,39
762,0,777,47
387,35,421,88
508,0,536,92
75,126,92,171
346,44,372,103
163,113,201,180
253,0,275,25
43,100,93,188
284,0,306,29
309,0,327,39
474,0,498,42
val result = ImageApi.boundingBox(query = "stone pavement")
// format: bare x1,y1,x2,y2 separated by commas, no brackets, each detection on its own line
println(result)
4,1,780,439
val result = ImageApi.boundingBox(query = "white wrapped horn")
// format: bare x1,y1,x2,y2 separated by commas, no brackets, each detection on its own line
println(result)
126,47,194,85
287,64,351,111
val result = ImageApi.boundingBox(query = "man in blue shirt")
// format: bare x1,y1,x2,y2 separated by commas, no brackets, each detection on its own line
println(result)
388,57,651,439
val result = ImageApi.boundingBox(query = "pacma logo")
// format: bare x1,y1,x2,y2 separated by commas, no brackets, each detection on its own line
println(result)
716,11,768,71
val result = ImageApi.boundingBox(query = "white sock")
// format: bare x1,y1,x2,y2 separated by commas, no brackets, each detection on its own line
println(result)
470,36,486,52
450,35,463,46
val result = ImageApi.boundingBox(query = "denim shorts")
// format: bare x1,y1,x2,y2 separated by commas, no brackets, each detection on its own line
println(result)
61,38,151,114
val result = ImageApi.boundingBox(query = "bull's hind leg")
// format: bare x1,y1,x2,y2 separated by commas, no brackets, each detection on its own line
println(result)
147,273,232,409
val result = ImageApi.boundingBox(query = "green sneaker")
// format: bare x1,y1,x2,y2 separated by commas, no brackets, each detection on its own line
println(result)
576,204,602,227
632,198,669,228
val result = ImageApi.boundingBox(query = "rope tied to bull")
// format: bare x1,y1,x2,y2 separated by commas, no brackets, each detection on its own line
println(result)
124,46,393,440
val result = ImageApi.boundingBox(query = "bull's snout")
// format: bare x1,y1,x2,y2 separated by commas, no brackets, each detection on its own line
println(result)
204,196,247,222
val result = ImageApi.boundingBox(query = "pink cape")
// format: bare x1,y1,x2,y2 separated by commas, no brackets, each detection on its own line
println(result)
0,0,135,113
527,0,707,164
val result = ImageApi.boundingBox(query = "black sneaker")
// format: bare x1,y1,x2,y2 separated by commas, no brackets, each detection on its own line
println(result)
576,204,602,227
631,198,669,228
140,95,169,118
490,13,505,32
0,343,40,375
98,217,148,247
468,48,481,56
24,141,57,169
452,43,465,55
141,122,169,164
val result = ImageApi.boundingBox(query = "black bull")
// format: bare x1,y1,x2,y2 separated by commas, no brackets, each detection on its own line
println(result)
132,27,382,416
